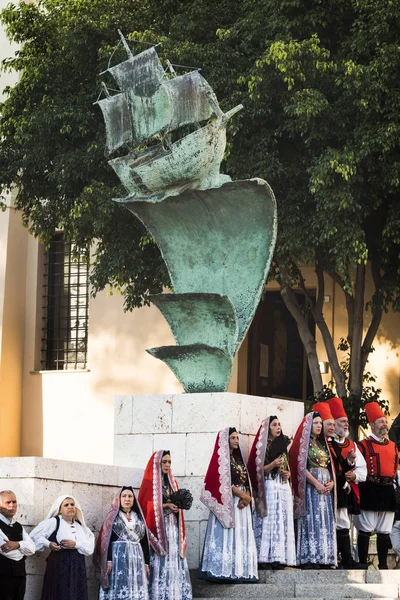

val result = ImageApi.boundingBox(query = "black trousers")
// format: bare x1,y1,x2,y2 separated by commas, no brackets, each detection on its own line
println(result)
0,576,26,600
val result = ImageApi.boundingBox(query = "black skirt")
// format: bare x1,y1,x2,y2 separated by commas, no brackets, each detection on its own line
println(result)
41,549,88,600
359,481,396,512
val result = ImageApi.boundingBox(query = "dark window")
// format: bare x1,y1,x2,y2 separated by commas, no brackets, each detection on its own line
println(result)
41,232,89,370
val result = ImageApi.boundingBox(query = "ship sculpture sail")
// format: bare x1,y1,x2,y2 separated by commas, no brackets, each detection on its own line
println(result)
97,32,277,393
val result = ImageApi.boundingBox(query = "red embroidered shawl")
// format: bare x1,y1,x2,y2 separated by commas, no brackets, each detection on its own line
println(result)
247,417,271,518
200,427,250,528
138,450,187,558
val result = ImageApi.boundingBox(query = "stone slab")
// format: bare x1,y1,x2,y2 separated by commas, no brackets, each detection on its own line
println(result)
152,432,187,475
171,392,242,433
366,570,400,583
295,583,398,598
193,583,295,597
259,569,367,584
114,433,153,468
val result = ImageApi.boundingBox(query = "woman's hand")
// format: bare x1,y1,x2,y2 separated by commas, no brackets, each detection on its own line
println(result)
49,542,61,552
59,539,76,549
264,455,285,473
281,470,290,482
238,493,251,509
145,564,150,577
324,481,334,494
315,482,326,495
163,502,179,513
106,561,112,575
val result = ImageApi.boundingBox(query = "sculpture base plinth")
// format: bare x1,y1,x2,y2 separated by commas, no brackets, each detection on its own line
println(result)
114,392,304,568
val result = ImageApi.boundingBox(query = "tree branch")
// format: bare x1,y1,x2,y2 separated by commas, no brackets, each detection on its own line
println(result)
327,265,354,346
349,263,365,396
277,264,323,393
361,260,383,373
314,262,347,397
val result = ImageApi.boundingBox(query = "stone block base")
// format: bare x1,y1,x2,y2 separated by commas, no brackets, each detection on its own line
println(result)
114,392,304,567
0,457,142,600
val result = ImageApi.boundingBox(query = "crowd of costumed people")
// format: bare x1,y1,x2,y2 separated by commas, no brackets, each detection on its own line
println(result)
1,400,399,600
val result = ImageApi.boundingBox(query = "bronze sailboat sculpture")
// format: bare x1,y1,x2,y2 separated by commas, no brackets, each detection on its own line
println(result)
97,32,277,393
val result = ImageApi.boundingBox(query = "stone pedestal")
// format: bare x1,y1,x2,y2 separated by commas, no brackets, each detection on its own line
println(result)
114,392,304,568
0,457,142,600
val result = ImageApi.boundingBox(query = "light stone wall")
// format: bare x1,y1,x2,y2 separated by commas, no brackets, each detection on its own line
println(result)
114,392,305,568
0,456,142,600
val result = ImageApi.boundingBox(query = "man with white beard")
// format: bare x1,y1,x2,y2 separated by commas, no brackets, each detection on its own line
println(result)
353,402,398,569
327,397,367,568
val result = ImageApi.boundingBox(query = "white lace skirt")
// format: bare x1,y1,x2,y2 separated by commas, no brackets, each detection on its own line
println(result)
99,540,149,600
199,495,258,581
296,467,337,565
254,476,296,565
149,512,192,600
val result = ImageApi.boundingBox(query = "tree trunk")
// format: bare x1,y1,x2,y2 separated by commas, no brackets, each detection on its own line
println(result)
313,264,347,397
279,284,323,394
349,263,365,397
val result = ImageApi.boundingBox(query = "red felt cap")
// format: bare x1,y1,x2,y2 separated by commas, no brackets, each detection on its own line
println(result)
365,402,385,424
327,397,347,420
312,402,334,421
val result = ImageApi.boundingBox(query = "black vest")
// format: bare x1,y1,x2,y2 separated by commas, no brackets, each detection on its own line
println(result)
0,520,26,577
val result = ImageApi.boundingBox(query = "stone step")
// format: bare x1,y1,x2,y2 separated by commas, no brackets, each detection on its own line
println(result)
193,582,399,598
256,569,400,584
295,583,398,598
258,569,366,583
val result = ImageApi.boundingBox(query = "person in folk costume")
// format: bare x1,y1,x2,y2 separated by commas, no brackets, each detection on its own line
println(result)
326,397,367,568
353,402,399,570
247,416,296,569
138,450,192,600
30,495,94,600
198,427,258,582
0,489,35,600
95,486,150,600
289,410,337,568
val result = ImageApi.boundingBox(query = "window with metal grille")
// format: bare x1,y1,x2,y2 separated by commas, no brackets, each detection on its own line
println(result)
41,232,89,370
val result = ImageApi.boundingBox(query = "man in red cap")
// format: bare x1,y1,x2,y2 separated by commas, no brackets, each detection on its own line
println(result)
327,397,367,569
354,402,398,569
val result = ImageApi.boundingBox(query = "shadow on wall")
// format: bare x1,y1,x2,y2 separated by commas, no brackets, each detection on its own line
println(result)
88,293,183,398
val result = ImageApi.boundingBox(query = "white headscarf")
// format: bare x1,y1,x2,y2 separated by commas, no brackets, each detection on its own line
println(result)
43,495,88,528
31,494,92,550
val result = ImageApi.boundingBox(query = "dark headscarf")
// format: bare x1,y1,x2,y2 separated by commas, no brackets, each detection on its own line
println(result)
264,416,289,478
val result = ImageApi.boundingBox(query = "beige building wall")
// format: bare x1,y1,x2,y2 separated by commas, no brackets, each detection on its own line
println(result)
0,214,399,464
0,5,398,463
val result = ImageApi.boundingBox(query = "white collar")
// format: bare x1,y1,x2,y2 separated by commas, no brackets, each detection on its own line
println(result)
370,432,385,442
0,513,16,526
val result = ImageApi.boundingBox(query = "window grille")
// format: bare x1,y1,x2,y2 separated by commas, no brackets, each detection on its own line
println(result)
41,232,89,370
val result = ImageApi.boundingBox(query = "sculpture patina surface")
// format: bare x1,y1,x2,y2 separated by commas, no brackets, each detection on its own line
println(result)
98,32,277,392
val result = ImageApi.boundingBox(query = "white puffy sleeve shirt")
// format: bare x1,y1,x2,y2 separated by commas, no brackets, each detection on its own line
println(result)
31,517,94,556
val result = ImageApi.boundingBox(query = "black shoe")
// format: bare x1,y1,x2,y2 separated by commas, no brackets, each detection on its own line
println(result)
342,557,365,570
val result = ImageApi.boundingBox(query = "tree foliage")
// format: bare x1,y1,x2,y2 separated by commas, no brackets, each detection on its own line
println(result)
1,0,399,428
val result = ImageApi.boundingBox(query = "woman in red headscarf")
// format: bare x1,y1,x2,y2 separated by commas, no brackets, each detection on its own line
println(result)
138,451,192,600
247,416,296,568
289,409,336,567
198,427,258,581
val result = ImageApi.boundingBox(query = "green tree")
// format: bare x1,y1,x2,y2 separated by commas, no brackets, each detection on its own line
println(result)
1,0,399,433
157,0,400,433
